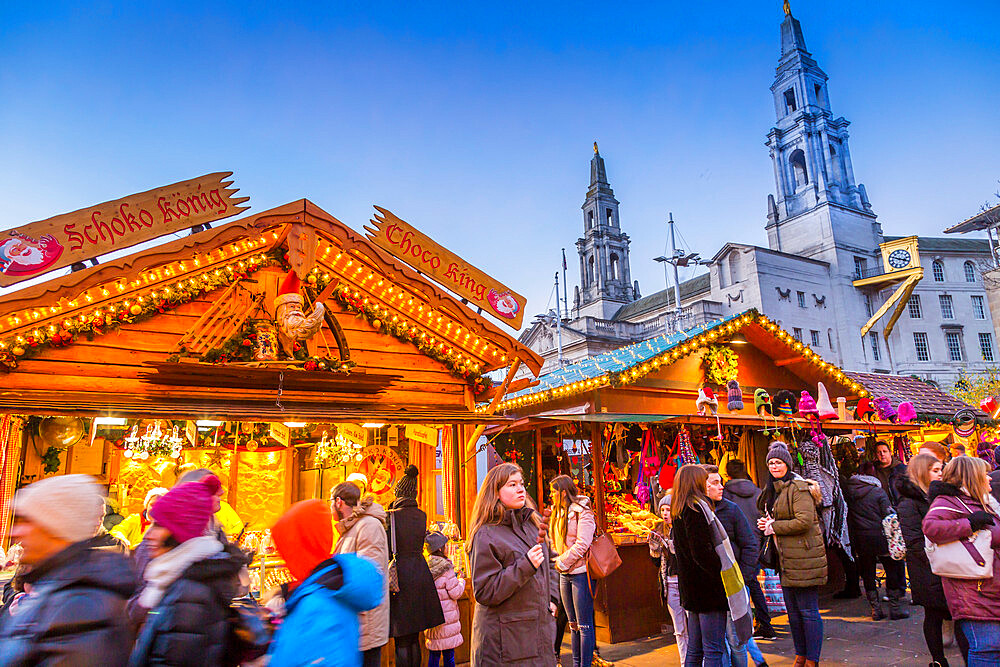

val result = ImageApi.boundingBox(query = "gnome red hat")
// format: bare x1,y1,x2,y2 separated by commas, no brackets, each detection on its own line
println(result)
854,396,876,422
798,390,819,418
149,474,221,544
274,270,304,309
816,382,838,420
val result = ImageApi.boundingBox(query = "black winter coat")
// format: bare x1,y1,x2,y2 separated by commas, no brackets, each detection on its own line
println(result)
387,497,445,637
875,460,907,506
0,537,138,667
895,476,947,610
715,498,760,579
128,544,245,666
843,475,891,554
673,505,728,613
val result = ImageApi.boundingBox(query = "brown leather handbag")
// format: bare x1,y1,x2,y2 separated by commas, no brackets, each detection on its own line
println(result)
587,526,622,579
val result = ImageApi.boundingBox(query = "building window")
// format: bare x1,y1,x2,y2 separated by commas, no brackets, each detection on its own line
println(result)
945,332,964,362
790,149,808,188
973,295,986,320
587,210,594,230
797,291,806,308
810,330,820,346
610,253,620,281
869,332,880,361
980,333,995,362
864,294,874,318
828,329,835,351
939,294,954,319
784,88,797,113
914,332,930,361
793,327,803,342
854,256,867,279
965,261,976,283
586,255,595,285
932,260,945,282
908,294,922,318
605,208,614,227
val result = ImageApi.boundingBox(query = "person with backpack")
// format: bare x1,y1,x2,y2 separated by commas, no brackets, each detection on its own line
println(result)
269,499,384,667
127,474,248,666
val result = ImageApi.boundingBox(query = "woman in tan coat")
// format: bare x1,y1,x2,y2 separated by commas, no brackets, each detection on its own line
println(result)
468,463,557,667
757,442,826,667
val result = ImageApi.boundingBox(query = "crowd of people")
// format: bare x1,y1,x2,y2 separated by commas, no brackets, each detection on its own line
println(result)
3,437,1000,667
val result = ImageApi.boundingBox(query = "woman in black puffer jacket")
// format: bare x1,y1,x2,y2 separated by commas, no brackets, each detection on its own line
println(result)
127,475,247,666
896,453,968,667
843,461,907,621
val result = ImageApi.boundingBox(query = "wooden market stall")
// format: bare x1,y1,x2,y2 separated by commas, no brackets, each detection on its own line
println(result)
488,309,915,643
0,195,542,663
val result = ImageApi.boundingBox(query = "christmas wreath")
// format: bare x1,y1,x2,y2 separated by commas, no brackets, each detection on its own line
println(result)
702,345,739,385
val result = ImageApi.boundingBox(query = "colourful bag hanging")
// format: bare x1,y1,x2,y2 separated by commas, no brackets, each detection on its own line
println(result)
676,428,700,465
641,428,661,480
759,568,786,614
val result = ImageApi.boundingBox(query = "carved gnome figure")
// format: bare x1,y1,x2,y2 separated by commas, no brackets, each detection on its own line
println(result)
274,270,325,357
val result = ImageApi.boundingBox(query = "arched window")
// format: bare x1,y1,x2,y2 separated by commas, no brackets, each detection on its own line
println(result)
728,252,741,285
587,210,595,230
790,149,808,189
610,254,620,281
932,260,945,282
587,255,595,285
828,143,842,184
965,261,976,283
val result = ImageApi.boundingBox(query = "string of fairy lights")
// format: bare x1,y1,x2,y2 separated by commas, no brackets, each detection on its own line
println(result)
490,311,868,413
0,227,519,379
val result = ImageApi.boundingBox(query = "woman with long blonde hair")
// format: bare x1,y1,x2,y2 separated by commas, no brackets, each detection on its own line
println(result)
549,475,597,667
671,464,730,666
898,453,968,666
467,463,557,667
923,455,1000,665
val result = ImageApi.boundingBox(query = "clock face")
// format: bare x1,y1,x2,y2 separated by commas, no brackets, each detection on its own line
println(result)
888,249,912,269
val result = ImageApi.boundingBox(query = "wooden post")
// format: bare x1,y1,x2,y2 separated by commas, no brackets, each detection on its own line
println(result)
590,421,606,531
227,444,240,508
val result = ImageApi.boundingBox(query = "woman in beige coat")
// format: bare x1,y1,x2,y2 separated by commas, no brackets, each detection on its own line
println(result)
550,475,598,667
332,482,390,667
468,463,557,667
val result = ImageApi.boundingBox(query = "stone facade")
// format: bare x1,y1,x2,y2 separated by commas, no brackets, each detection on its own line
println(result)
521,9,995,388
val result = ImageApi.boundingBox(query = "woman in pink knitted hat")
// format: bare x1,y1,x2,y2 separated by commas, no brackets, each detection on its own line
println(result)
127,474,250,666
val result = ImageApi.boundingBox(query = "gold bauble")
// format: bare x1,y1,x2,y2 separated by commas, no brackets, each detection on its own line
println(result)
12,346,25,356
130,304,142,315
39,416,85,448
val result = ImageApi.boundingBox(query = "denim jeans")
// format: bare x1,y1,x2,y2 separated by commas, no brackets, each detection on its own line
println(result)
746,637,766,666
746,569,773,632
560,572,596,667
960,620,1000,666
783,586,823,662
666,579,688,664
684,610,727,667
428,649,456,667
724,610,748,667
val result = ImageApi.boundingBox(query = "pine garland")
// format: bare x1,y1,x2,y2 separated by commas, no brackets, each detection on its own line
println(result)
0,249,285,372
702,345,739,385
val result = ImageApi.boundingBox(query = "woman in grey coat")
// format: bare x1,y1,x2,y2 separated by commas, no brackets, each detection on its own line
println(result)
467,463,558,667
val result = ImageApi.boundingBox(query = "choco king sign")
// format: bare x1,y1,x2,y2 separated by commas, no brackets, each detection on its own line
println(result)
364,206,527,330
0,172,248,288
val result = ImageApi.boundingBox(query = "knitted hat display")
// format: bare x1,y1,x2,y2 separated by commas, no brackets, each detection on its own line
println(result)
696,387,718,415
896,401,917,424
815,382,838,421
727,379,744,412
798,390,819,418
395,464,419,499
854,397,876,422
13,474,104,544
771,390,797,416
149,474,221,544
271,499,334,582
425,530,448,554
754,388,772,416
873,396,897,422
765,442,794,470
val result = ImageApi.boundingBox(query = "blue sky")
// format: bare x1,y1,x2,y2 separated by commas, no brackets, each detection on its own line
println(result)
1,1,998,329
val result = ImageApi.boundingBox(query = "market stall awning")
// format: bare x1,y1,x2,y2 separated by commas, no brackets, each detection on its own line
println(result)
495,309,867,413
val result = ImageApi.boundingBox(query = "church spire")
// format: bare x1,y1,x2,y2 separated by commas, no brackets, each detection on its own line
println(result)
779,7,808,58
590,142,610,191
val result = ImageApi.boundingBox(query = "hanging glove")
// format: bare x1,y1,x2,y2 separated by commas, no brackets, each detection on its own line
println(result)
969,510,995,532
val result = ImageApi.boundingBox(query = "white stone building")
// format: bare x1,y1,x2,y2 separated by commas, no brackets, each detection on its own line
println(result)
521,8,995,389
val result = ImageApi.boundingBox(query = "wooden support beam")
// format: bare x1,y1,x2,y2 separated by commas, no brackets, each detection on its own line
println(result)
590,421,606,531
463,357,522,457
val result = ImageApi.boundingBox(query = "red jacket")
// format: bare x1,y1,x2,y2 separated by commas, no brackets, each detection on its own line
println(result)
921,481,1000,621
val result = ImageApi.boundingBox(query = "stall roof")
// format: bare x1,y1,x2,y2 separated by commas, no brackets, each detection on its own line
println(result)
844,371,981,419
943,203,1000,235
495,309,867,413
